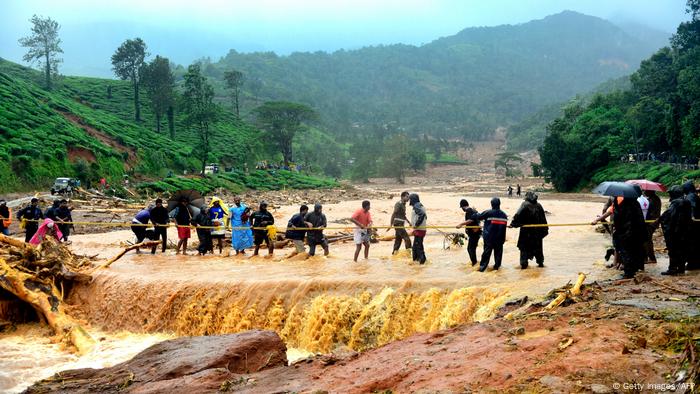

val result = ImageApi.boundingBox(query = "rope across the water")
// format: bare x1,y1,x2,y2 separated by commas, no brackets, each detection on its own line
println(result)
4,217,690,232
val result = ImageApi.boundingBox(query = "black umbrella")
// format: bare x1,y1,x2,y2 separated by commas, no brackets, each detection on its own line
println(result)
592,181,640,198
167,189,205,217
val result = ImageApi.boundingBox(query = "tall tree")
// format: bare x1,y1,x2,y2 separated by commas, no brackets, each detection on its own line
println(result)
111,38,147,121
182,64,218,174
252,101,317,165
223,69,244,117
18,15,63,90
141,56,175,135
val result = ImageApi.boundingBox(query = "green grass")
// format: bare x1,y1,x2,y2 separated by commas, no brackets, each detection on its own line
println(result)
590,162,700,189
0,58,334,194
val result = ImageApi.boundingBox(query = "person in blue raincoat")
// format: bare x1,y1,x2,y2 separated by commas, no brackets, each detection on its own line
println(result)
229,196,253,255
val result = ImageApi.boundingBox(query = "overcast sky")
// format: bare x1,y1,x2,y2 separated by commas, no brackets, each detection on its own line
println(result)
0,0,689,77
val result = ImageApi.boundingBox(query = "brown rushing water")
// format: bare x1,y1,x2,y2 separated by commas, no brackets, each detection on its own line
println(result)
0,190,669,393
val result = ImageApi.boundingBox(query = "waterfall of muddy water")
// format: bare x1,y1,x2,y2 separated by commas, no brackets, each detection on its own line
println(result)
0,325,172,393
0,192,669,392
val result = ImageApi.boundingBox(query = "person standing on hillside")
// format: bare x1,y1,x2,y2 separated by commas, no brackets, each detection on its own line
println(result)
644,190,661,264
171,197,192,255
250,201,275,256
456,199,481,266
305,203,329,257
389,191,412,254
0,200,11,236
350,200,373,262
657,186,692,275
55,199,73,243
510,191,548,269
507,185,513,198
17,198,43,242
516,184,521,197
683,181,699,270
473,198,508,272
230,196,253,255
149,198,169,254
409,193,428,264
286,205,311,254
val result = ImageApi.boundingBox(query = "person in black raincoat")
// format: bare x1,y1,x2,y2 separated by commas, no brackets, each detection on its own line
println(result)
456,199,481,266
683,181,699,270
644,190,662,264
250,201,275,256
17,198,44,242
55,199,73,242
510,191,548,269
305,203,329,256
473,197,508,272
191,206,213,255
657,186,692,275
409,193,427,264
612,197,647,279
45,199,60,220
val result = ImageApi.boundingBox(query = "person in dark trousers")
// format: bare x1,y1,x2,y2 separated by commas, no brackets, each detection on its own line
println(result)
643,190,661,264
0,200,11,236
171,198,192,255
149,198,169,254
45,199,60,220
516,184,521,197
409,193,427,264
55,199,73,242
656,186,692,275
131,206,152,253
17,198,43,242
286,205,311,254
510,191,548,269
507,185,513,198
305,203,329,256
456,199,481,266
473,198,508,272
612,197,647,279
191,206,213,255
683,181,700,270
389,191,412,254
251,201,275,256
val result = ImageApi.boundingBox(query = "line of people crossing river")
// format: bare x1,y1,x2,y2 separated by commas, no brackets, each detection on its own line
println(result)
6,180,699,279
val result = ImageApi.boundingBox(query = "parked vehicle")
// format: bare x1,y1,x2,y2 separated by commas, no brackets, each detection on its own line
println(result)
51,177,79,195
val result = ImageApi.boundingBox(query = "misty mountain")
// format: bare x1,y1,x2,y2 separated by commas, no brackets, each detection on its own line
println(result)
207,11,667,138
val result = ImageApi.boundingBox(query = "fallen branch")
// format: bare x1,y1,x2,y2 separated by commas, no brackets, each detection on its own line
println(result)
100,241,161,269
0,257,95,354
544,272,586,311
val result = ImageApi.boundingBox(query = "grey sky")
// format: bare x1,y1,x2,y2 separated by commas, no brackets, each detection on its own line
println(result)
0,0,689,77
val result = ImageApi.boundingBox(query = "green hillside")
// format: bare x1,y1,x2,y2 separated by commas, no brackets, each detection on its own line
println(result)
0,58,337,193
205,11,664,140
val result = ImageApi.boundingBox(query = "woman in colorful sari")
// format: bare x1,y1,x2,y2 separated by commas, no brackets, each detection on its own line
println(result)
230,196,253,255
208,197,230,254
29,218,63,246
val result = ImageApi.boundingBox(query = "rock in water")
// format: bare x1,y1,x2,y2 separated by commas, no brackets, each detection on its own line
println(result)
25,330,287,393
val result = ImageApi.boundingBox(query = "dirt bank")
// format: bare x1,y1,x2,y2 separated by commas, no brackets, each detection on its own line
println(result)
25,273,700,393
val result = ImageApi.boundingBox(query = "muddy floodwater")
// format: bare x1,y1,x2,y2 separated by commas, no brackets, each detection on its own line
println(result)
0,190,669,393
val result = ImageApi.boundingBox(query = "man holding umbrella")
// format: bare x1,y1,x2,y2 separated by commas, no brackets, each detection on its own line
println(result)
168,190,205,256
592,182,647,278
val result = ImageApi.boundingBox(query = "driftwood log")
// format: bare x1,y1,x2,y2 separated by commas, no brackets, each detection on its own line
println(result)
100,240,161,269
0,236,95,354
